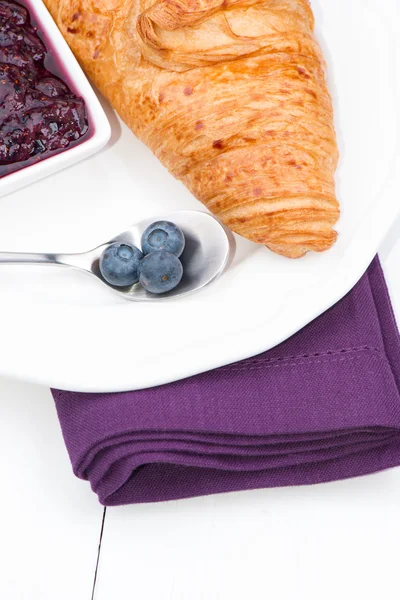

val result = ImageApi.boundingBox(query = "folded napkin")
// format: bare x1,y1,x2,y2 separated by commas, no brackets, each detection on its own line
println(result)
53,257,400,505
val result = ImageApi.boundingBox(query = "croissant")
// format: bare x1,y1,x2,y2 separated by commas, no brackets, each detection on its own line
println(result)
45,0,339,258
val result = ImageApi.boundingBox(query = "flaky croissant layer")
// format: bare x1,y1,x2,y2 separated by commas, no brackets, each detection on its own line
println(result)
45,0,339,258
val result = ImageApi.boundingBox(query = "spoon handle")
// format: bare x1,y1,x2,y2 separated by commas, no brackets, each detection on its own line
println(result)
0,250,99,272
0,251,95,272
0,252,66,266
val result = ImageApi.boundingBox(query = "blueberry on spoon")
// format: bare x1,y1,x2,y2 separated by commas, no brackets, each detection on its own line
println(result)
141,221,185,257
139,251,183,294
100,243,143,287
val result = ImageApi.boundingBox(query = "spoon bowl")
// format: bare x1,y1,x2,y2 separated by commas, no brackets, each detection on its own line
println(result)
0,211,233,301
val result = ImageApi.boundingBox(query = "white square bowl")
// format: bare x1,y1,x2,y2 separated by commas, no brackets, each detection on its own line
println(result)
0,0,111,198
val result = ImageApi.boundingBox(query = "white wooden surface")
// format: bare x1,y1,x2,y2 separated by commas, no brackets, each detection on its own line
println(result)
0,382,103,599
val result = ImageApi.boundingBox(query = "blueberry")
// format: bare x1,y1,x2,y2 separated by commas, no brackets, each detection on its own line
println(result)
139,251,183,294
100,243,143,287
141,221,185,257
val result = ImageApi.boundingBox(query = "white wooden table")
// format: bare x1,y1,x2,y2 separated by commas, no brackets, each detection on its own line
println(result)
0,226,400,600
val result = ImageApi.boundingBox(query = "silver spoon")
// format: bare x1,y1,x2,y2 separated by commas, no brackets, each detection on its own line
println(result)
0,210,233,301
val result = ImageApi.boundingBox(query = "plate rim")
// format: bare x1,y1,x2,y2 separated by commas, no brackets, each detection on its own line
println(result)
0,0,398,393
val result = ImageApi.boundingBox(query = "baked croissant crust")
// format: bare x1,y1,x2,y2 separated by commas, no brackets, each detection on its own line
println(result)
45,0,339,258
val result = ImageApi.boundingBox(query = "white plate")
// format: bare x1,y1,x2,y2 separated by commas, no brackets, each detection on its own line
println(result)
0,0,398,392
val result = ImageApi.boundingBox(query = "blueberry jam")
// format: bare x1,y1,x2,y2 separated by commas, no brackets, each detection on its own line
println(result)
0,0,89,178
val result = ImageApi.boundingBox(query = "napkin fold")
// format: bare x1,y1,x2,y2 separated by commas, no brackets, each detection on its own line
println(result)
53,257,400,505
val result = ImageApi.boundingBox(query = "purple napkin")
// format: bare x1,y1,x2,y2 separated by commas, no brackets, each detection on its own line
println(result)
53,257,400,505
